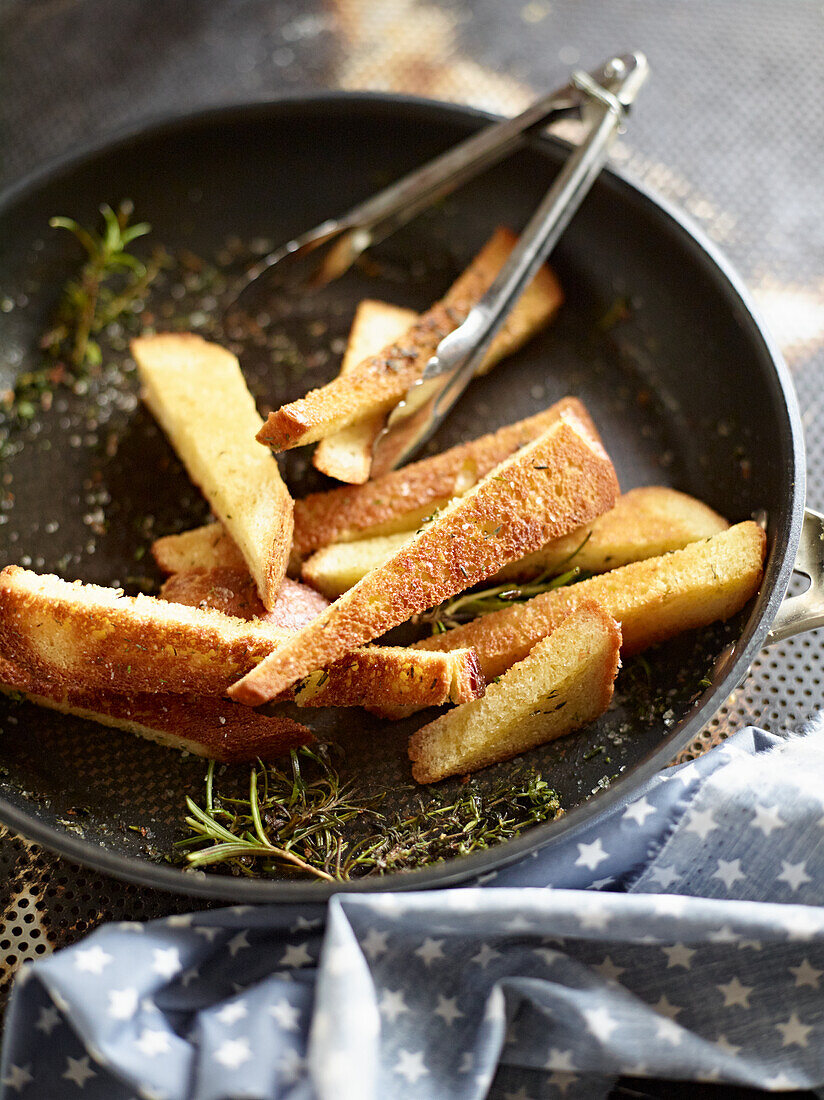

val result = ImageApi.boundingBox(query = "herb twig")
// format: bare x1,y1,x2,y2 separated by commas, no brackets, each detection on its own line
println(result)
420,567,585,632
43,201,167,370
177,747,562,881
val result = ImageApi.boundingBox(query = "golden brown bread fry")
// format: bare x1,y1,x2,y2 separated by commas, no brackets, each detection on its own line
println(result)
229,410,619,705
152,522,247,574
294,646,484,709
0,567,479,710
409,602,621,783
256,227,563,451
0,567,292,695
415,522,767,679
494,486,729,582
313,300,418,483
160,570,329,630
299,486,731,598
292,396,595,561
0,657,310,762
132,333,293,610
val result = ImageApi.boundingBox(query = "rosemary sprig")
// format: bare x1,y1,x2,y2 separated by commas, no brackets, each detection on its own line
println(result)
178,746,562,881
42,201,167,370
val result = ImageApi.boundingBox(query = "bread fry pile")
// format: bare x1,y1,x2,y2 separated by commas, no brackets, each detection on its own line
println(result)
0,230,767,781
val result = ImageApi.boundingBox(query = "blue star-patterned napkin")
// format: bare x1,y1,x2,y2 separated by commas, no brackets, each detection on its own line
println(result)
3,719,824,1099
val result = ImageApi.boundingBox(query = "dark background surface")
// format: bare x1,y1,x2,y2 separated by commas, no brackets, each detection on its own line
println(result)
0,1,823,1095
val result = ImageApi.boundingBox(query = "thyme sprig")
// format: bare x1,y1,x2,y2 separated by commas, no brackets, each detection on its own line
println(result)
177,746,562,881
42,201,167,370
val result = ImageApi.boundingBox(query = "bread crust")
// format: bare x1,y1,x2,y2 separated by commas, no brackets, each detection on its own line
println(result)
160,570,329,630
408,602,620,782
0,657,310,762
416,521,767,680
229,411,619,705
294,646,484,709
292,397,596,561
257,227,563,451
132,333,293,609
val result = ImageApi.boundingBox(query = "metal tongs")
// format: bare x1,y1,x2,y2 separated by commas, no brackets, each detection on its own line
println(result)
230,51,649,474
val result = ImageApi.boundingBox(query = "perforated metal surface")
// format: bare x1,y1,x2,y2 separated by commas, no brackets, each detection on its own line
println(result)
0,0,822,1015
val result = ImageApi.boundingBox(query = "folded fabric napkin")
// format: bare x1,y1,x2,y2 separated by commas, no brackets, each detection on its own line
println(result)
3,719,824,1100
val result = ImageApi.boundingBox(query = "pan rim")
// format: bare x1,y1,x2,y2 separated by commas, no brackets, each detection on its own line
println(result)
0,90,806,903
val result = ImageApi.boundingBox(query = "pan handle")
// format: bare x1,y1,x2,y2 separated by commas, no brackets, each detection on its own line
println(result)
764,508,824,645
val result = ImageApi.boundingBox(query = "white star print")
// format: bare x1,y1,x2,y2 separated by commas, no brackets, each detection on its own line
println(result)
2,1064,33,1093
714,1033,741,1056
533,947,562,966
583,1006,618,1042
575,838,609,871
166,914,193,928
545,1048,575,1071
227,931,250,956
278,1048,306,1084
415,938,445,966
152,947,181,978
588,876,614,890
712,858,745,892
434,995,463,1025
594,956,625,983
290,914,321,933
503,1088,534,1100
764,1072,798,1089
684,808,718,840
547,1072,578,1095
394,1049,428,1083
62,1055,96,1088
107,988,139,1020
752,803,786,836
646,864,679,888
502,914,534,932
579,904,611,931
74,945,113,974
136,1029,172,1057
653,995,682,1020
623,797,655,825
181,967,200,987
35,1005,61,1034
652,895,688,918
214,1037,252,1068
777,860,812,892
718,976,753,1008
458,1052,474,1073
790,958,822,987
776,1012,813,1048
215,1002,247,1026
784,907,824,940
471,943,501,969
280,942,312,968
269,999,301,1031
379,988,409,1022
655,1017,683,1045
708,925,738,943
662,943,695,969
361,928,389,960
193,926,220,942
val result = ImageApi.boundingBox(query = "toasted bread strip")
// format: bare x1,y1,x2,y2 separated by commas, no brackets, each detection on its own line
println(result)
230,411,619,704
294,646,483,709
0,567,292,695
494,487,729,582
0,657,311,763
132,333,293,610
160,570,329,630
257,227,563,451
409,602,621,782
301,531,412,597
300,487,731,598
416,522,766,679
313,300,419,483
293,397,594,561
152,523,247,574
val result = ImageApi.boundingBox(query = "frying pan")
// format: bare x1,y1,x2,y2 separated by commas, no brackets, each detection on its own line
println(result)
0,93,817,903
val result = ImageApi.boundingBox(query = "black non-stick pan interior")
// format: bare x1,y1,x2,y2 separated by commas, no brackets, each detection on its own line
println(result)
0,96,802,900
